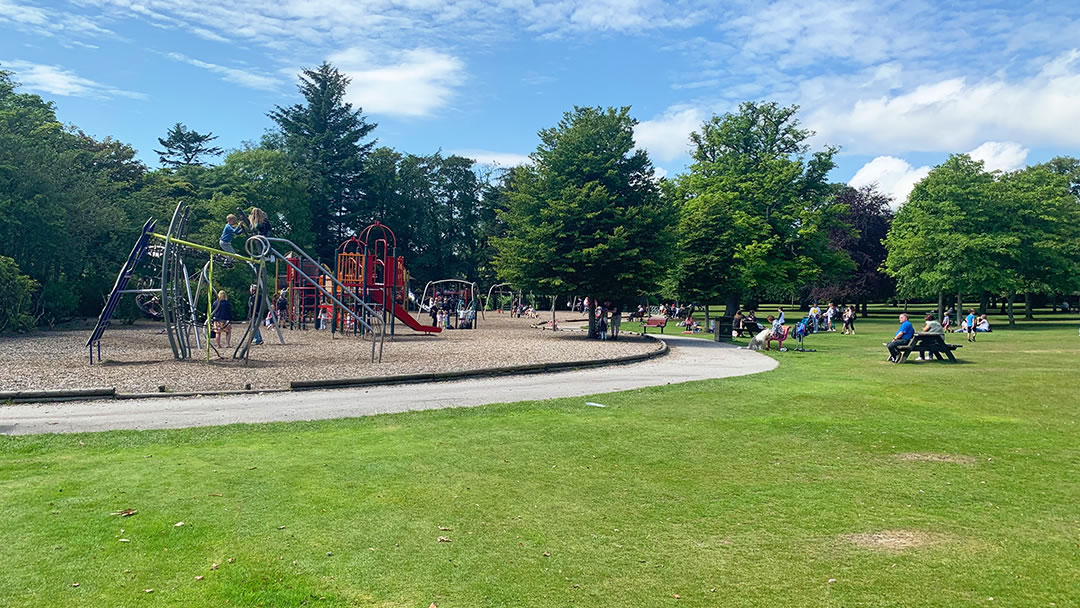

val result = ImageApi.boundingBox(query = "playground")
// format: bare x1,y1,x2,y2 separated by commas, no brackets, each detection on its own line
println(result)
0,315,655,394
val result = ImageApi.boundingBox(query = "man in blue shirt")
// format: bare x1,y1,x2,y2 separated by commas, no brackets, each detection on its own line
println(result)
885,313,915,362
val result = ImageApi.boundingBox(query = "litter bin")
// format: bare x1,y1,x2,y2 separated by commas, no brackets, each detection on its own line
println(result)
714,316,734,342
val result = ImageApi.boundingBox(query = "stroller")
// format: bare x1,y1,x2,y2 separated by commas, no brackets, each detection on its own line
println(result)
792,317,815,352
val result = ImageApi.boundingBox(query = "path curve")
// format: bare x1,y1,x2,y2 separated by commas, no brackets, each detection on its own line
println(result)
0,336,776,435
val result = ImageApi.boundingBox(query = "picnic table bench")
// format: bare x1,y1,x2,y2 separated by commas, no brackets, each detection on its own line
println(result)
642,316,667,333
894,332,962,363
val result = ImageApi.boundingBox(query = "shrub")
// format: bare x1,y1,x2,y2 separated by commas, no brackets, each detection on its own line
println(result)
0,256,40,332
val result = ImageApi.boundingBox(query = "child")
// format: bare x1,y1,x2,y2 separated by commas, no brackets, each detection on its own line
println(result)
211,290,232,349
966,308,977,342
219,214,243,254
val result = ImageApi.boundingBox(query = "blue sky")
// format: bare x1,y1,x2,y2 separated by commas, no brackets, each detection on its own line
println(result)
3,0,1080,204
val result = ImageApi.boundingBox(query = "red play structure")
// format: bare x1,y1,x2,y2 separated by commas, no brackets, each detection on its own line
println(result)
333,222,441,335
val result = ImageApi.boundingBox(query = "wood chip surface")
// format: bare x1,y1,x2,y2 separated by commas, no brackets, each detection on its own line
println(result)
0,315,656,393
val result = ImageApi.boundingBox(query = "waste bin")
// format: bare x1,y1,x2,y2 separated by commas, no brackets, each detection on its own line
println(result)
714,316,734,342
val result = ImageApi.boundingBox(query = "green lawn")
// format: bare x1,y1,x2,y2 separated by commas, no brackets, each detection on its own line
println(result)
2,317,1078,607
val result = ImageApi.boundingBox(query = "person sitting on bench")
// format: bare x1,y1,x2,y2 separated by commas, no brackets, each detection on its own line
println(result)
885,313,915,362
917,313,945,360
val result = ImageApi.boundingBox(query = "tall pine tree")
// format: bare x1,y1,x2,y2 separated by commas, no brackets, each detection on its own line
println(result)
269,63,376,260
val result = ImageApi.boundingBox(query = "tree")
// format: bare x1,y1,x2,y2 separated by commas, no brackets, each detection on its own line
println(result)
671,102,851,315
995,163,1080,324
269,63,377,261
155,122,223,168
811,184,894,313
493,106,674,337
884,155,1013,319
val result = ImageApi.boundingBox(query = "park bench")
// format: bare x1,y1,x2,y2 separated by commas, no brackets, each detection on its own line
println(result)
894,333,962,363
643,316,667,333
765,325,790,350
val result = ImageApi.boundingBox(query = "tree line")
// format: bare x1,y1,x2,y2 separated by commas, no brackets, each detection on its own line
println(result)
2,63,1078,333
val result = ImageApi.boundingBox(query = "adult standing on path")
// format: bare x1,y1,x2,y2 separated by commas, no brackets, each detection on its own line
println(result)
885,313,915,362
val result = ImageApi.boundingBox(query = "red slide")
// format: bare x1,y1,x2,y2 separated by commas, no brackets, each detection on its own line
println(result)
391,302,442,333
366,290,441,333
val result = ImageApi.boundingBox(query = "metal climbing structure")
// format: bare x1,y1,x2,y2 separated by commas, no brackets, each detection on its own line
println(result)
87,201,387,365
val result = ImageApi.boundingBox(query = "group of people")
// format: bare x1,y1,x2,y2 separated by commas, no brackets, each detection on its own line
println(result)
218,207,271,255
427,294,476,329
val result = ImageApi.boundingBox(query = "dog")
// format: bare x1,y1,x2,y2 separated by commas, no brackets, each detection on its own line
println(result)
746,327,772,350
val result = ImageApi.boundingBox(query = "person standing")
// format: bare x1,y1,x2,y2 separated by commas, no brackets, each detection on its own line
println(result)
777,306,786,325
842,306,856,335
825,303,838,331
808,302,820,333
965,309,978,342
610,303,622,340
885,313,915,362
211,290,232,349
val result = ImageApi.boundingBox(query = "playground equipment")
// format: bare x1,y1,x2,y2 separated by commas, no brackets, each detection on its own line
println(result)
420,279,482,328
87,201,386,365
485,283,521,312
333,223,441,335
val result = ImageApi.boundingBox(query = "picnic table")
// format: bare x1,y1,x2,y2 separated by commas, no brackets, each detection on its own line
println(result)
895,332,962,363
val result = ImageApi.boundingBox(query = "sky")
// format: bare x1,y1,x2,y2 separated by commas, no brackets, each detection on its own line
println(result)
2,0,1080,205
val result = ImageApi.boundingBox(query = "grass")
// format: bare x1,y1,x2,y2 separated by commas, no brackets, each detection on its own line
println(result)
1,317,1078,607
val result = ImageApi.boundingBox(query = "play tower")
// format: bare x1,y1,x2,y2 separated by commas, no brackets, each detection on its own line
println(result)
334,222,441,335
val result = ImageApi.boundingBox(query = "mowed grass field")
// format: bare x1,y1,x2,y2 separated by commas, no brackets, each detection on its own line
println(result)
1,316,1078,607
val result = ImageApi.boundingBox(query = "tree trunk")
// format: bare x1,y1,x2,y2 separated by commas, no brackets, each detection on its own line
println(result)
979,291,990,316
704,303,711,333
937,290,945,322
1006,293,1016,327
860,298,868,316
956,293,962,316
1024,291,1035,320
724,293,740,317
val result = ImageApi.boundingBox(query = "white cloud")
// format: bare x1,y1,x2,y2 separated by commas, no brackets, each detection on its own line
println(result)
1,59,145,99
166,52,280,90
452,149,531,167
806,50,1080,153
849,156,930,206
329,47,466,117
968,141,1029,172
0,0,115,37
634,106,704,162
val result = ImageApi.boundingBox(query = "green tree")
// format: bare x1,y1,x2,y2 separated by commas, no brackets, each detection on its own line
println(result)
811,184,894,314
0,256,39,332
0,70,146,322
995,162,1080,323
493,106,674,336
154,122,223,168
269,63,377,261
671,102,851,315
884,155,1013,319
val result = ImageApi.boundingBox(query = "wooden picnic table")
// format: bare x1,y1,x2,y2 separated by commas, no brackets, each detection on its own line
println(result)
895,332,962,363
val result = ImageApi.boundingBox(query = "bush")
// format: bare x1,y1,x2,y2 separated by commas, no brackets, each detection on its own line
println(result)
0,256,40,332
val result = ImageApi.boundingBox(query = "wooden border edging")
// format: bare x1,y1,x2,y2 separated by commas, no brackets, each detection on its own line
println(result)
1,387,115,404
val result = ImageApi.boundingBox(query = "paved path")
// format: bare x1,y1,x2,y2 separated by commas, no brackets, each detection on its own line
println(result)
0,336,776,435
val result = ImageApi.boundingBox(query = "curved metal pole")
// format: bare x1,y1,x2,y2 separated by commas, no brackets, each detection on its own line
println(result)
161,201,185,360
266,239,384,363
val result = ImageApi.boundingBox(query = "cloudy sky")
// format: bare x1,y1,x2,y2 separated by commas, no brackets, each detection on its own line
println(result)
2,0,1079,204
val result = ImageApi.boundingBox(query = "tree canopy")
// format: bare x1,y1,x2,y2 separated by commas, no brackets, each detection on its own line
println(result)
269,63,377,260
493,106,674,329
154,122,223,168
670,102,852,312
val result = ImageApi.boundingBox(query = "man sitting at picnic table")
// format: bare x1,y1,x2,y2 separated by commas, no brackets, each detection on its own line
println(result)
885,313,915,362
916,313,945,360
